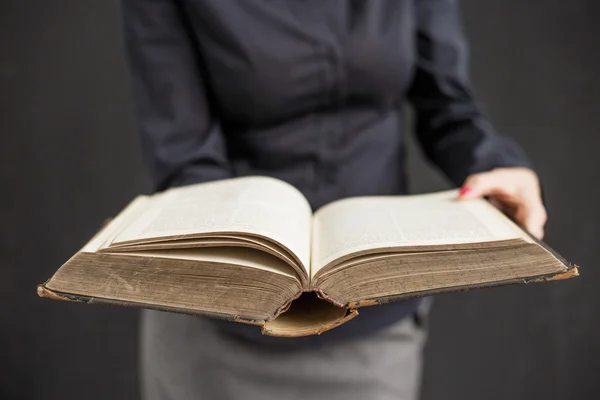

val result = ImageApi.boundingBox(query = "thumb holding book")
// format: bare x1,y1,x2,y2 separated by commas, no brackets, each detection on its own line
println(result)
458,167,547,240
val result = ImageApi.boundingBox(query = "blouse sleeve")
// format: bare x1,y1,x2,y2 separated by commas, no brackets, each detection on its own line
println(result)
407,0,532,186
122,0,232,191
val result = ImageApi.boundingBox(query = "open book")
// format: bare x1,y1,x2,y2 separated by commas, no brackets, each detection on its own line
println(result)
38,177,578,337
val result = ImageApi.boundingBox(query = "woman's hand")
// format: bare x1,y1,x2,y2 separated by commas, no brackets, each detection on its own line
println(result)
457,167,547,239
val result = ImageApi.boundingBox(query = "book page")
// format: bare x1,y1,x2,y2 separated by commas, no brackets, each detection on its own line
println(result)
81,195,150,252
311,190,523,276
122,247,298,278
112,177,312,272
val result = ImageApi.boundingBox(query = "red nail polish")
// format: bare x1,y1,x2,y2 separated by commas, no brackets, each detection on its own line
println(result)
459,186,472,197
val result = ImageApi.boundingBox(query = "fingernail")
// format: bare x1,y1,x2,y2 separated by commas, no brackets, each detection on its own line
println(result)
459,186,472,197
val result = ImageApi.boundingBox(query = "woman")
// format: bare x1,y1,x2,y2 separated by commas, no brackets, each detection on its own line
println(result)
122,1,547,399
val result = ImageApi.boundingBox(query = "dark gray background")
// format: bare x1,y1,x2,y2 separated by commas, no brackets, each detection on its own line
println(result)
1,0,597,399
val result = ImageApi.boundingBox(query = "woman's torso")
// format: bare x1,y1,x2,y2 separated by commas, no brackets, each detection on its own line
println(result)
183,0,418,208
176,0,422,341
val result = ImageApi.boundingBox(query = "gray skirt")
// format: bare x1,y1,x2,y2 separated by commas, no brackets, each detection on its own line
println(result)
141,303,430,400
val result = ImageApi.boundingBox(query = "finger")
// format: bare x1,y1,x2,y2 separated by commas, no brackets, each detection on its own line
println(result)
458,171,519,200
513,202,548,239
524,207,547,239
530,227,545,240
487,197,518,215
488,197,503,210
